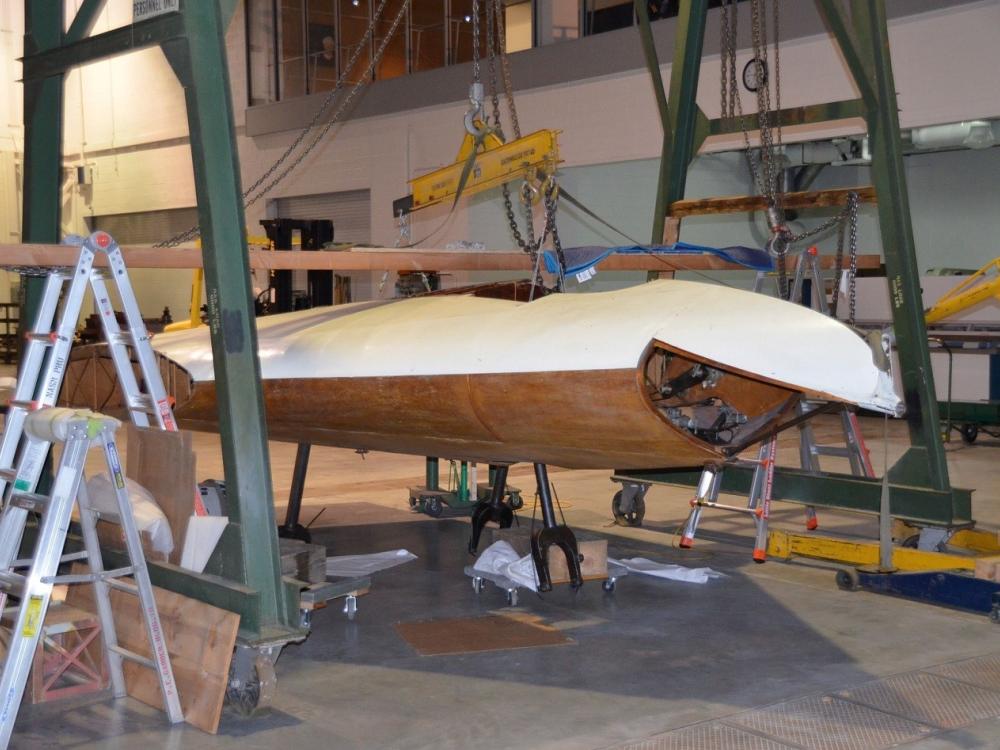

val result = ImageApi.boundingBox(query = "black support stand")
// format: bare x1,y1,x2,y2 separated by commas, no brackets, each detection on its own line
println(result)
279,442,313,542
468,464,513,553
531,463,582,592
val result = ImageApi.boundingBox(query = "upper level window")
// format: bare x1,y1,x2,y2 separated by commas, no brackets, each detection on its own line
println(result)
244,0,715,104
248,0,534,104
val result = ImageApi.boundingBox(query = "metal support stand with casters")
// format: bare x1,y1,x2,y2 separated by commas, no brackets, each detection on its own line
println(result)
412,458,522,519
409,456,458,517
469,464,513,553
465,560,629,606
531,463,583,592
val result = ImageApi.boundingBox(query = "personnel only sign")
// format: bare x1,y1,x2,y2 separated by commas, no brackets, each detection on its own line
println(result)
133,0,179,22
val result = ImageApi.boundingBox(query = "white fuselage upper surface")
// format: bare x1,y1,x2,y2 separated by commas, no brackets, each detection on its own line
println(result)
152,280,902,415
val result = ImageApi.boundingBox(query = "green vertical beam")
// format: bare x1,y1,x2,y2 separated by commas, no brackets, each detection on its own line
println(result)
857,1,949,492
662,2,708,209
633,0,670,244
161,3,290,628
634,0,708,244
21,1,64,356
819,0,949,493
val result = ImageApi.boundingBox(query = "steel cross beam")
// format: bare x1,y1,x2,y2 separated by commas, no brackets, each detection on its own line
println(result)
20,0,299,640
633,2,960,521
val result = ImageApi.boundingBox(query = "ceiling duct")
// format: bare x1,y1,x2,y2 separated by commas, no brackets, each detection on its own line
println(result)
910,120,998,150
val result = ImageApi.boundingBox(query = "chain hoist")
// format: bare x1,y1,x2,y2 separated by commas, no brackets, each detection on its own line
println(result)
825,192,862,323
475,0,564,287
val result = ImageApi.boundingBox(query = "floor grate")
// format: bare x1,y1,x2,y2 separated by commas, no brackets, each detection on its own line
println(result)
835,671,1000,729
724,694,935,750
605,722,796,750
927,653,1000,692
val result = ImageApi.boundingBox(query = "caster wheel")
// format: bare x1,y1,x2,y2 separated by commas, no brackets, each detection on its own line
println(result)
424,496,443,518
961,424,979,444
506,589,518,607
901,534,920,549
472,577,484,594
508,493,524,511
990,605,1000,625
611,490,645,527
227,652,277,716
602,579,616,592
835,568,860,591
408,496,417,508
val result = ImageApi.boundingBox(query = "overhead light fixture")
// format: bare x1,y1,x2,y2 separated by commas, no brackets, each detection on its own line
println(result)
352,0,359,6
464,14,472,22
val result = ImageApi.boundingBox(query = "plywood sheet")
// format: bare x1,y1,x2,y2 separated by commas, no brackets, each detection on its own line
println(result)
66,568,239,734
395,613,573,656
125,424,196,565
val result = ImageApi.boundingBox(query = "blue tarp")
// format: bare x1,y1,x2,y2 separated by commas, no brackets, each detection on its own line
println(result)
543,242,774,276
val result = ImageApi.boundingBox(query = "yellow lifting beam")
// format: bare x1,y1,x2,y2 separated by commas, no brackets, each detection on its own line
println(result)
924,257,1000,326
766,528,978,572
403,127,561,213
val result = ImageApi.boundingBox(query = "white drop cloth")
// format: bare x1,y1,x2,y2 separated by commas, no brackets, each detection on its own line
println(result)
611,557,723,583
325,549,417,578
472,541,540,592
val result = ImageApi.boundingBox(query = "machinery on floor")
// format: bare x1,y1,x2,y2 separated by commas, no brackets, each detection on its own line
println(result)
409,459,523,519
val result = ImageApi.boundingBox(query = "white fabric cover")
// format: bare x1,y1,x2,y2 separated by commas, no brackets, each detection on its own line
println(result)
85,474,173,556
611,556,724,583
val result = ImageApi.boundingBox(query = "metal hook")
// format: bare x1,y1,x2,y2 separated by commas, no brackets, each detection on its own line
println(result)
464,82,488,137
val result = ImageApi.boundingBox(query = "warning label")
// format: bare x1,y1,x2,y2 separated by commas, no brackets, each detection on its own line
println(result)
133,0,180,22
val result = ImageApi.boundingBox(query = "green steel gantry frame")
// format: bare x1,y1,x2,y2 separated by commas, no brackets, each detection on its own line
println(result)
21,1,302,644
626,0,971,527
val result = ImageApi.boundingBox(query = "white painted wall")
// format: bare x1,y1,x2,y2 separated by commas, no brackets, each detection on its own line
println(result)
0,0,998,314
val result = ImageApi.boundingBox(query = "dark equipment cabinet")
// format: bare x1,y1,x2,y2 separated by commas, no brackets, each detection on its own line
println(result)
259,219,335,312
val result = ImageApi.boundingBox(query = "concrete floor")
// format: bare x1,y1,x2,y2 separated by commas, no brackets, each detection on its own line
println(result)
11,415,1000,749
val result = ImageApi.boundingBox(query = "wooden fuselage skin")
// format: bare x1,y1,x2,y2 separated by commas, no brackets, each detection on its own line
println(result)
61,280,899,471
63,342,798,470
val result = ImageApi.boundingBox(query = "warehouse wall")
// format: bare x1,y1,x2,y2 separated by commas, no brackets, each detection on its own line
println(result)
0,1,998,313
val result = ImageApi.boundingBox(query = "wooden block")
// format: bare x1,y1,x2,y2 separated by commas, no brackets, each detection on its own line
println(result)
662,216,681,245
491,529,608,584
973,555,1000,581
125,424,196,565
279,538,327,584
66,566,239,734
546,539,607,583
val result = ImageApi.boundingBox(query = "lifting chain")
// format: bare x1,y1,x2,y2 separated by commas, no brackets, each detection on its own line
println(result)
158,0,410,247
723,0,797,299
827,191,861,323
480,0,563,287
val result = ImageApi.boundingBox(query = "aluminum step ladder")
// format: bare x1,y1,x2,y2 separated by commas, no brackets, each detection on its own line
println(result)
678,434,778,561
0,408,183,748
797,402,875,478
0,231,201,510
755,246,875,530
